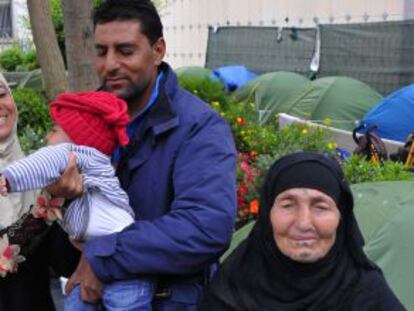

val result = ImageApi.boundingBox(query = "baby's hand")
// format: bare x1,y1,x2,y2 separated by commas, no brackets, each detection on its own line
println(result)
0,175,8,196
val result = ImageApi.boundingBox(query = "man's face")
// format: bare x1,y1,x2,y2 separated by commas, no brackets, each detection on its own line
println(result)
94,20,165,115
270,188,340,263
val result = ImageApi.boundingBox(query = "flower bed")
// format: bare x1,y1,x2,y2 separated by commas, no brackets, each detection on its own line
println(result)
179,80,412,226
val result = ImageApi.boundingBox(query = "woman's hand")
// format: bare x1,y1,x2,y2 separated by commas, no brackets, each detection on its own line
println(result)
45,153,83,199
0,175,7,196
65,254,103,303
70,240,84,251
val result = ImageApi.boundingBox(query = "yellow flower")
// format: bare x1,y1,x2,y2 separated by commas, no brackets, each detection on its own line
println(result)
324,118,332,126
327,142,338,150
211,101,220,108
301,128,308,135
193,89,198,94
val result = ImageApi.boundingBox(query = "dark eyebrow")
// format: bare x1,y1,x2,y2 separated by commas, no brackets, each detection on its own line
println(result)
115,43,136,49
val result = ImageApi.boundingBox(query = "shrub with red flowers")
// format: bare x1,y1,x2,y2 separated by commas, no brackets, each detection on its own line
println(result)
180,81,412,226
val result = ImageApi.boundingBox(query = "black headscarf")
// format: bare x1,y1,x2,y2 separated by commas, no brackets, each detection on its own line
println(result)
200,152,403,311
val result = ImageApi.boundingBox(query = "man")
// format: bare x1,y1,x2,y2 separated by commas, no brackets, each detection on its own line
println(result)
57,0,237,309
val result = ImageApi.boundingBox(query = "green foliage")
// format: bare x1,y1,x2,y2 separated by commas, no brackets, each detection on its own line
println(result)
12,88,51,153
178,74,413,225
179,77,230,110
50,0,65,63
0,47,25,71
0,47,40,72
341,156,412,184
23,48,40,71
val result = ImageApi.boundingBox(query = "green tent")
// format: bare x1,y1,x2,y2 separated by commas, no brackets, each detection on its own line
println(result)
175,66,212,82
223,181,414,309
287,77,383,131
234,71,310,125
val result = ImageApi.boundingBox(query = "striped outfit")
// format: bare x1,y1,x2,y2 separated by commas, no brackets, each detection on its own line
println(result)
1,143,135,240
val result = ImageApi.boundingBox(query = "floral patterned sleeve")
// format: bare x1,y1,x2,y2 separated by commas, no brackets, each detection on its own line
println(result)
0,191,65,277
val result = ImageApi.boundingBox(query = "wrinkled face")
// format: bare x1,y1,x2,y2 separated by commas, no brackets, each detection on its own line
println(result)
94,20,165,116
46,124,71,146
0,82,17,142
270,188,340,263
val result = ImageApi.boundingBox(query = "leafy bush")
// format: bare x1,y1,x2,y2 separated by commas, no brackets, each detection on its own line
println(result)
341,155,412,184
0,47,25,71
23,48,40,71
177,70,414,225
179,76,230,110
12,88,51,153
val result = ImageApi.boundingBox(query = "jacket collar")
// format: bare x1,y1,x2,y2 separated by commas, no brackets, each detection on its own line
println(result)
145,62,179,136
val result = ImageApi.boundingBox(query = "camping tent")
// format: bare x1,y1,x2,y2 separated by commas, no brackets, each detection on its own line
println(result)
361,84,414,142
234,71,311,124
175,65,212,82
223,180,414,310
287,77,382,131
235,74,382,131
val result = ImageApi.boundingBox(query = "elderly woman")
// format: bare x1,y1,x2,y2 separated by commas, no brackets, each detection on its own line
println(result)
200,152,405,310
0,74,79,310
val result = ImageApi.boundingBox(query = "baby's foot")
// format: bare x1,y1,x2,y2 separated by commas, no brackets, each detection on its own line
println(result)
0,175,8,196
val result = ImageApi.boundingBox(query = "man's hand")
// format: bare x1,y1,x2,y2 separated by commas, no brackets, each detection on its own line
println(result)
46,153,83,199
65,254,103,304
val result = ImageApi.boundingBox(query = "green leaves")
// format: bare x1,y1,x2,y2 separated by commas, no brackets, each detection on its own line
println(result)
12,88,51,154
342,155,412,184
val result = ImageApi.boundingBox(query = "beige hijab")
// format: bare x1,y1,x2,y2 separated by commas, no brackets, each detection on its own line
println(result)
0,73,36,229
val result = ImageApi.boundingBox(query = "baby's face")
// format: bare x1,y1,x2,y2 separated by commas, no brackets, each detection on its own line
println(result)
46,124,72,145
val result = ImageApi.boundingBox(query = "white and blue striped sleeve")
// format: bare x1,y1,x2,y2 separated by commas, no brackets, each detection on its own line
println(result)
2,144,71,192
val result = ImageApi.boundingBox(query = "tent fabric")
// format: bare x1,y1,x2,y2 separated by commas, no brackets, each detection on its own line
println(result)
318,21,414,95
361,84,414,142
174,66,212,82
234,71,311,124
287,76,382,131
205,26,316,76
211,65,257,92
222,181,414,310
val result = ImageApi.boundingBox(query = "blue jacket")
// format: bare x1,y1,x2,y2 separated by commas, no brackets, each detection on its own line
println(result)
84,63,237,306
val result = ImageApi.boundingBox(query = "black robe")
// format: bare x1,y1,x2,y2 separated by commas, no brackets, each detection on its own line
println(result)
200,152,405,311
0,223,80,311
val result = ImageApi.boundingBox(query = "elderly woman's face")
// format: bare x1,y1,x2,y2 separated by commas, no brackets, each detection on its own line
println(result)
270,188,340,263
0,82,16,141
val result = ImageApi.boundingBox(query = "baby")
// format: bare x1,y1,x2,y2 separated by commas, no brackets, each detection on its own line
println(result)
0,91,155,311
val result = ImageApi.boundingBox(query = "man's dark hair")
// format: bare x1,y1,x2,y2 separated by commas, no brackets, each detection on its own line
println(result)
93,0,163,45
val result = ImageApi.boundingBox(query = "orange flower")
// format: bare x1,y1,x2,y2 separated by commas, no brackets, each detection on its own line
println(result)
236,117,245,126
249,199,259,214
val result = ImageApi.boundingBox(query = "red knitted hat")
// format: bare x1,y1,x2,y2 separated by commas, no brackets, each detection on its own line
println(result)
50,91,130,155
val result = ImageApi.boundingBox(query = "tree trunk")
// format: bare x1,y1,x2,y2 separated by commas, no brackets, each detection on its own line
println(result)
62,0,99,92
27,0,68,100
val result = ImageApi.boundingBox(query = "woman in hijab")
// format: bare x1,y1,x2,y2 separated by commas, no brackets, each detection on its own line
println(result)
200,152,405,311
0,73,58,310
0,74,80,310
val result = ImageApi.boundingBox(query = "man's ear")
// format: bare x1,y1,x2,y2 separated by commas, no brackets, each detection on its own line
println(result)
152,37,166,66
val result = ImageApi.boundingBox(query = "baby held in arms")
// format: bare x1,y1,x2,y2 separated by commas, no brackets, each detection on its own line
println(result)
0,91,157,311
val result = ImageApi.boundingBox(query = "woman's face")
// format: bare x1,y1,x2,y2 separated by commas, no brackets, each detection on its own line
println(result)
0,82,17,142
270,188,340,263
